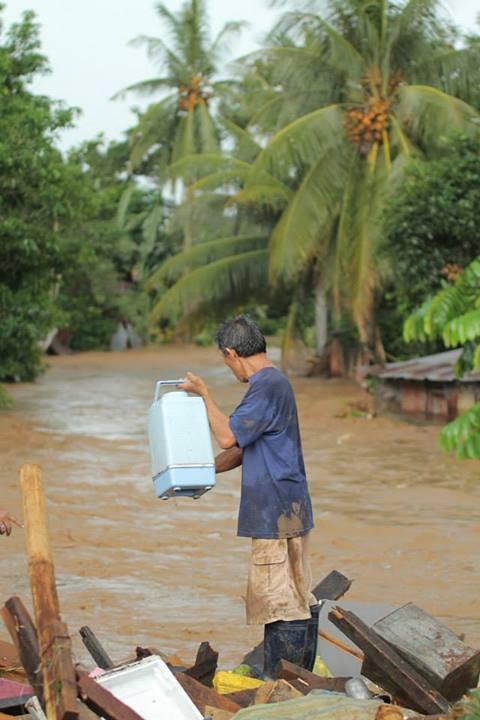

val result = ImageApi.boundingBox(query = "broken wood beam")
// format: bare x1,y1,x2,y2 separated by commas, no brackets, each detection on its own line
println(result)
313,570,353,602
174,672,241,715
185,641,218,687
224,688,257,708
20,463,79,720
79,627,114,670
328,606,451,715
76,670,143,720
1,596,43,704
276,659,350,693
371,603,480,702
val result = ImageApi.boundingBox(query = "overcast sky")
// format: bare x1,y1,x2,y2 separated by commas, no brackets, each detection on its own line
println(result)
3,0,480,149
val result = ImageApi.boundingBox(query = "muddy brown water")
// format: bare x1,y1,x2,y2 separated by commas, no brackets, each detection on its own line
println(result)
1,345,480,668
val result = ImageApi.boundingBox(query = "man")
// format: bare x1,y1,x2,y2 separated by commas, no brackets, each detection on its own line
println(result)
179,316,318,677
0,509,22,536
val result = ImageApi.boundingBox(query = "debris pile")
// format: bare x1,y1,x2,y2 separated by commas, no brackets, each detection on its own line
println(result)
1,465,479,720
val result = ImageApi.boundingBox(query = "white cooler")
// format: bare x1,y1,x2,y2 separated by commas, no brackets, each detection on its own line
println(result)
148,379,216,500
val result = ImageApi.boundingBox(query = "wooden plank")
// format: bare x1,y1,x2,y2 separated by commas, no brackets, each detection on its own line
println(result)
328,606,451,715
276,659,350,693
76,671,143,720
79,627,114,670
185,641,218,687
241,569,353,668
20,464,79,720
1,597,43,704
224,688,257,707
312,570,353,602
372,603,480,702
174,672,241,715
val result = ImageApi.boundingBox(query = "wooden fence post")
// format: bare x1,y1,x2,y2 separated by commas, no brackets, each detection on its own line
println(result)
20,464,79,720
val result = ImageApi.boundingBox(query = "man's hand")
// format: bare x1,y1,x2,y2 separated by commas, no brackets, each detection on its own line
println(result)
0,509,23,536
178,372,209,399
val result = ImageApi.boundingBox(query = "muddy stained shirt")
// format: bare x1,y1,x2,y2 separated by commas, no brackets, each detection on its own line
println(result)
229,366,314,539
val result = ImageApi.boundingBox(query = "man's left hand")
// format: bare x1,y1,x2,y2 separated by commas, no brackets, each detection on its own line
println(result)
178,372,209,398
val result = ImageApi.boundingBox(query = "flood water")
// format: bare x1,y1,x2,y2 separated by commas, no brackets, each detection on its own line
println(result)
1,345,480,667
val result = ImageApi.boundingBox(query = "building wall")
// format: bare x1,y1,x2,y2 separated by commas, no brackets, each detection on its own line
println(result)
373,380,479,421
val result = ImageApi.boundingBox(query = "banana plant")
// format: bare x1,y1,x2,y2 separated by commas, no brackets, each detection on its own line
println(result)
405,257,480,458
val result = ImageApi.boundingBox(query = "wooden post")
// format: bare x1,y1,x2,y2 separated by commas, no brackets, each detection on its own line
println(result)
20,464,79,720
1,596,43,704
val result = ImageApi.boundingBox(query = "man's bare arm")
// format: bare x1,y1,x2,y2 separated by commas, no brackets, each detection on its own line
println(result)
178,372,237,449
215,447,243,473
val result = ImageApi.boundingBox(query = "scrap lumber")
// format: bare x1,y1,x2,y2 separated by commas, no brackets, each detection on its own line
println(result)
224,688,257,708
312,570,353,602
185,641,218,687
174,672,241,715
76,671,143,720
204,709,235,720
276,659,350,693
79,627,114,670
254,679,303,704
1,597,43,704
329,606,451,715
0,639,25,683
20,464,78,720
371,603,480,702
241,569,353,668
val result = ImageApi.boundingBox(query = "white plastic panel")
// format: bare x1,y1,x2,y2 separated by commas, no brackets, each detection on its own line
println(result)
96,655,203,720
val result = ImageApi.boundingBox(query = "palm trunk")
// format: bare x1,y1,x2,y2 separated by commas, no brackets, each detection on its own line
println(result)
314,280,328,357
357,303,386,365
183,184,194,252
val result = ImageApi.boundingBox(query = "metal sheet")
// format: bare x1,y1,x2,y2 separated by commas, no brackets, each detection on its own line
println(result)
367,351,480,384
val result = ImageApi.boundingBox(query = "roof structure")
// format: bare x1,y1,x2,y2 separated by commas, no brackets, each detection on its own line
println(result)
367,350,480,384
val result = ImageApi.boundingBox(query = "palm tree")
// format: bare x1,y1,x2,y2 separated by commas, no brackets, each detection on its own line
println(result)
250,0,480,360
147,0,480,363
115,0,244,249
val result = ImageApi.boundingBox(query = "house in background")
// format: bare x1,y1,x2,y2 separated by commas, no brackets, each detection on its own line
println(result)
367,350,480,422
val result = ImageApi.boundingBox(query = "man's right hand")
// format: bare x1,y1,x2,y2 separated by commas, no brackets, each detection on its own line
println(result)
178,372,209,399
0,509,23,536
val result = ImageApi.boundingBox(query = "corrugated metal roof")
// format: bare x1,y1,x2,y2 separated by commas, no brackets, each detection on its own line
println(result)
367,350,480,383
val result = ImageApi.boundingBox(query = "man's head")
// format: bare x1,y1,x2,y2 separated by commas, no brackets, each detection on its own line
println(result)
216,316,267,382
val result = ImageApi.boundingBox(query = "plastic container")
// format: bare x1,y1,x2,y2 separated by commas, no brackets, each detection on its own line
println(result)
96,655,202,720
213,671,264,695
148,379,216,500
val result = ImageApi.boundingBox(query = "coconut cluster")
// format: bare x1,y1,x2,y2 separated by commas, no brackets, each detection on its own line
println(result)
178,74,212,114
344,96,391,156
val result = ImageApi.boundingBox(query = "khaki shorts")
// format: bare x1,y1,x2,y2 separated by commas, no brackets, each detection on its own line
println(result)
246,532,316,625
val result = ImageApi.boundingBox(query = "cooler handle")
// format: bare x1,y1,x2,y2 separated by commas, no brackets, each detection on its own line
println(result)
154,379,186,401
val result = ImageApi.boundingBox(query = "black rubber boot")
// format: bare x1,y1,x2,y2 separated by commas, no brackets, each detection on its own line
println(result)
263,603,320,678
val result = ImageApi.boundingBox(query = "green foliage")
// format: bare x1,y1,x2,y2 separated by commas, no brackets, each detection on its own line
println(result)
463,689,480,720
0,8,75,381
0,384,13,409
385,135,480,326
405,256,480,458
162,0,480,360
440,404,480,459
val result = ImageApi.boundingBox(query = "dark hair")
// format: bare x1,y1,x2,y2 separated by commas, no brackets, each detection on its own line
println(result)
215,315,267,357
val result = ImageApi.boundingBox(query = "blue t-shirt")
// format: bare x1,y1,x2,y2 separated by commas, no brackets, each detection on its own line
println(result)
229,366,314,539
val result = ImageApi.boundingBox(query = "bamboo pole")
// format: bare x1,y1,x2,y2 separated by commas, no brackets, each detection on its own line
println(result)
20,464,78,720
